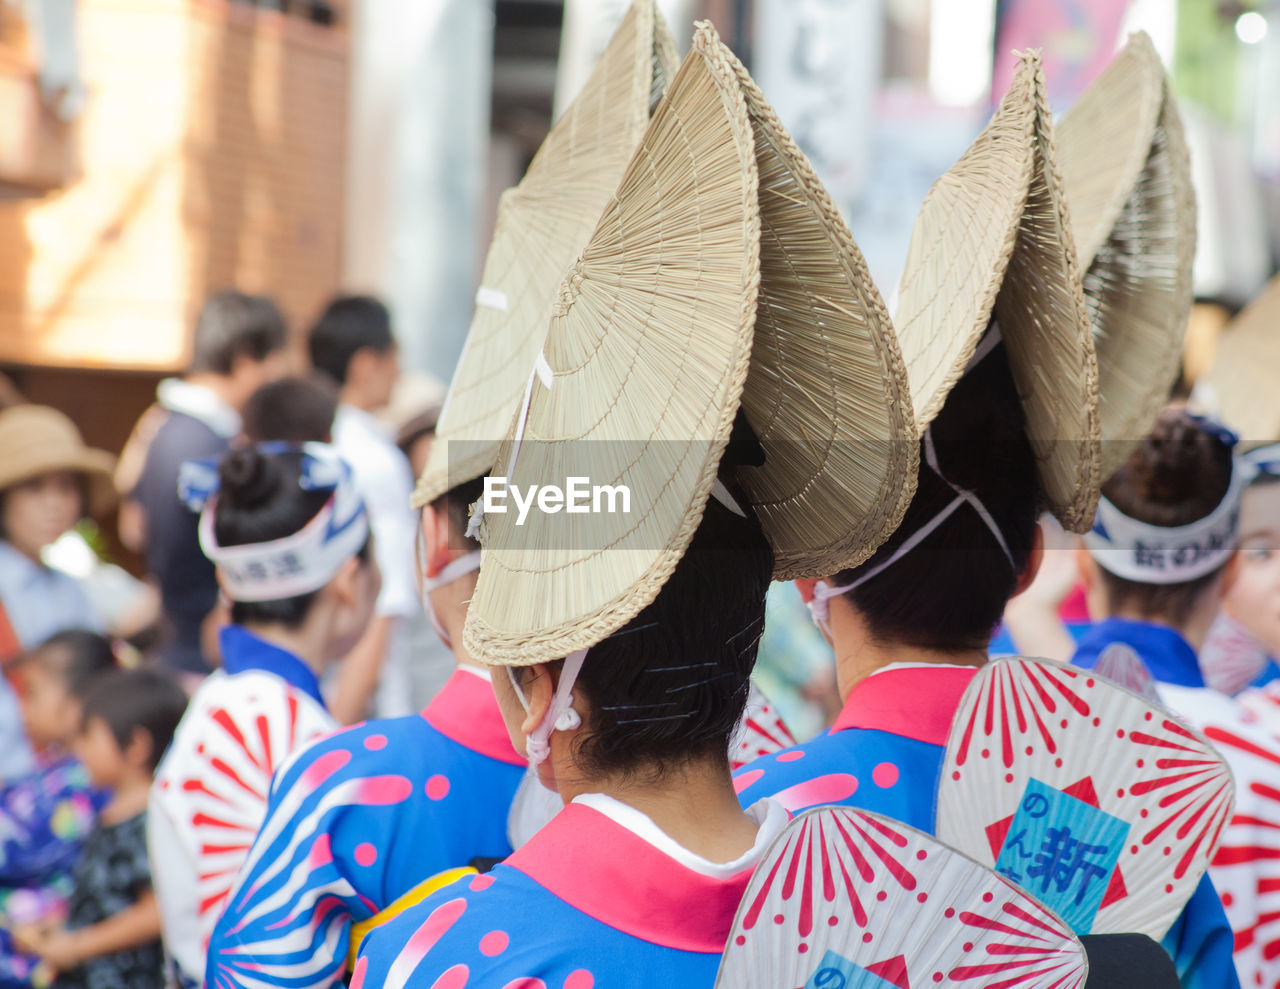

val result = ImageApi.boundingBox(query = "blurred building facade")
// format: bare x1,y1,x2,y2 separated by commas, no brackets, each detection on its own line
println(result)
0,0,1273,492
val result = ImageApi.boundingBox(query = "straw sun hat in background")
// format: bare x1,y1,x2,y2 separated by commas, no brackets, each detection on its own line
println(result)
411,0,679,510
0,405,117,517
1203,273,1280,447
1056,31,1197,482
893,48,1101,534
464,22,918,667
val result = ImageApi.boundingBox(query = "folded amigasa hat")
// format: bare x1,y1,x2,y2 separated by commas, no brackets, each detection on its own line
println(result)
1056,32,1197,481
411,0,679,509
892,48,1102,535
463,21,918,667
1203,273,1280,448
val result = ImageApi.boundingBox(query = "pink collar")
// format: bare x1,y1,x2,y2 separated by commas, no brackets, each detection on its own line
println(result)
422,668,525,767
831,665,979,746
506,803,753,953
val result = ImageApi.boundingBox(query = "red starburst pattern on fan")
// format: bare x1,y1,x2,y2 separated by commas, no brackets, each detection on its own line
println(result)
731,683,798,770
1201,723,1280,986
952,660,1091,772
155,684,333,952
941,658,1234,939
716,807,1086,989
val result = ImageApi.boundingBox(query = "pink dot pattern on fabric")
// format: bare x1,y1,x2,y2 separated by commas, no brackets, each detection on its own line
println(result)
354,843,377,867
480,930,509,956
772,774,858,812
364,734,388,751
872,762,899,788
348,956,368,989
501,980,546,989
563,970,595,989
733,769,764,794
426,775,451,800
392,898,468,979
776,750,805,763
470,874,495,891
431,964,470,989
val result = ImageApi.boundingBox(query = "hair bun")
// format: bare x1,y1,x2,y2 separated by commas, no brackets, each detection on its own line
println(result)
1130,410,1208,504
1106,406,1233,527
218,447,282,510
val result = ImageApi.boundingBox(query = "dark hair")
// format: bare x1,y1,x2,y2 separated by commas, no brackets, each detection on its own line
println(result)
308,296,395,386
214,446,370,627
432,474,486,553
80,669,187,772
1097,407,1235,619
190,291,288,376
241,376,338,444
14,629,118,697
521,492,774,782
837,342,1040,652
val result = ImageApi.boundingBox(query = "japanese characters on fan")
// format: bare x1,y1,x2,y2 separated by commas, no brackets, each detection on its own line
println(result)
1070,409,1280,988
203,472,526,989
147,443,378,986
736,354,1240,989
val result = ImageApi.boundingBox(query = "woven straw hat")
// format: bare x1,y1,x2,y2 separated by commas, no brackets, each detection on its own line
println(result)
464,23,917,665
1056,32,1196,481
1205,274,1280,446
893,49,1101,533
722,44,918,579
411,0,678,510
0,405,116,516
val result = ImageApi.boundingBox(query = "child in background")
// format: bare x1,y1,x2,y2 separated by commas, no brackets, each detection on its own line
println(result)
0,406,116,786
0,632,115,988
17,669,186,989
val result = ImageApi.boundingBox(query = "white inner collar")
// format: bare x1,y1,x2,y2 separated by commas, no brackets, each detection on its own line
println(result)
866,660,983,678
157,378,241,438
572,792,787,879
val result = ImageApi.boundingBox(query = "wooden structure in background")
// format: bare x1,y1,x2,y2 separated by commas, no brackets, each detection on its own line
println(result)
0,0,350,373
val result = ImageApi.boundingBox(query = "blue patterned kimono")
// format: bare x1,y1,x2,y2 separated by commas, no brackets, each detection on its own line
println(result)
352,795,786,989
206,667,525,989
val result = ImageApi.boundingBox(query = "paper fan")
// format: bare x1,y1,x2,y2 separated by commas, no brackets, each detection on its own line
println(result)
1056,32,1196,481
412,0,677,508
938,657,1234,938
893,50,1100,533
1093,643,1159,703
1200,614,1272,696
731,681,798,771
1237,680,1280,737
715,806,1088,989
1196,717,1280,986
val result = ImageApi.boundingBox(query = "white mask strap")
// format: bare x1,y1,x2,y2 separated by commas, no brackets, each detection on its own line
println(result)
422,550,482,592
515,648,588,767
806,426,1013,627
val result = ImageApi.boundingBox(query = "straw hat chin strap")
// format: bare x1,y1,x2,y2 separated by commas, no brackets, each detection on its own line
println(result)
807,324,1014,632
808,426,1015,631
508,647,588,767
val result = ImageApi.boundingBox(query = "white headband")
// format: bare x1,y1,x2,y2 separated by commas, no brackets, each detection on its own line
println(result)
182,443,370,603
1084,459,1244,585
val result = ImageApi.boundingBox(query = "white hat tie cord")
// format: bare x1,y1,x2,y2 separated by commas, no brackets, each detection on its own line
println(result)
807,426,1014,627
